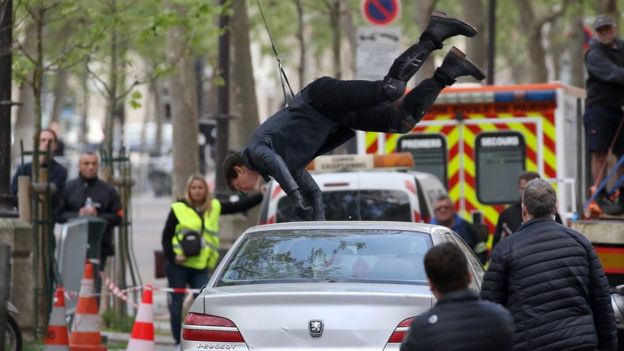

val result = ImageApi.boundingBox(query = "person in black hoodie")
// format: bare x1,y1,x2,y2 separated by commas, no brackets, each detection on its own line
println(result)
56,151,122,271
400,242,514,351
161,174,262,348
584,14,624,196
223,11,486,221
481,178,617,351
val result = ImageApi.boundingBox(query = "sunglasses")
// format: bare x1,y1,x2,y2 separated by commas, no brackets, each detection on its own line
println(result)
434,205,452,212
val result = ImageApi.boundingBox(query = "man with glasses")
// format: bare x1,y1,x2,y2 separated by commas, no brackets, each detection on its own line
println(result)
430,195,480,251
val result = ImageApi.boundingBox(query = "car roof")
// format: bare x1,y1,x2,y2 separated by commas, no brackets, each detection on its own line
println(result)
245,221,445,234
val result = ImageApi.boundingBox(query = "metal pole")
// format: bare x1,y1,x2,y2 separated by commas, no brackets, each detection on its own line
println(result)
214,0,230,199
487,0,496,85
0,243,11,351
0,0,17,217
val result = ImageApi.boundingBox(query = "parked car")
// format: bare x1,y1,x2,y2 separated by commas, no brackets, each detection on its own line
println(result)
257,153,447,224
181,221,484,350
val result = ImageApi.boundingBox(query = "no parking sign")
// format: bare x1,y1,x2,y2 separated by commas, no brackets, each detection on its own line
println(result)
361,0,401,26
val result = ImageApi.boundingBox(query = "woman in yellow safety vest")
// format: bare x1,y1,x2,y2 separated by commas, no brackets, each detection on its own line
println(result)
161,174,262,347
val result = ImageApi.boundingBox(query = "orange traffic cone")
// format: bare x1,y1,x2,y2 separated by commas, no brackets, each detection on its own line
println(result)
45,287,70,351
69,263,106,351
127,286,155,351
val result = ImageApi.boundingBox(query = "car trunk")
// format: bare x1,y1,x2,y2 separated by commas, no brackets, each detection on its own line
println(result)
200,283,433,350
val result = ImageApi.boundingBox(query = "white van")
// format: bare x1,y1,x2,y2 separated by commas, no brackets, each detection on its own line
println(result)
257,153,447,225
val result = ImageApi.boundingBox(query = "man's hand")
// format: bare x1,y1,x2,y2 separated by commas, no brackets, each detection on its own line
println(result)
175,254,187,264
292,190,312,212
79,206,98,216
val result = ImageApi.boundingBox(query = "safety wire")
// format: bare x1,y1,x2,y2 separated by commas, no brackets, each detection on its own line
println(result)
256,0,295,103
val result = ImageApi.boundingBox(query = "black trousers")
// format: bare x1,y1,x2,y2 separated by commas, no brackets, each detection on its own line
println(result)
302,75,444,133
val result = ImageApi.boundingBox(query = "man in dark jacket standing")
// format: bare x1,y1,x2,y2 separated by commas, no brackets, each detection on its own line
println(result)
57,151,122,271
400,242,514,351
584,14,624,195
10,128,68,211
492,171,562,248
481,178,617,351
223,11,485,221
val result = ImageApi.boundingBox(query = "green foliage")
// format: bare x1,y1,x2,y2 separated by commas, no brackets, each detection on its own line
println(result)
101,308,135,332
129,90,142,109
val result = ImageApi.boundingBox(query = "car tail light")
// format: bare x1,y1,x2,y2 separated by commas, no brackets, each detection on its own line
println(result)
413,210,421,222
386,317,414,344
182,313,245,343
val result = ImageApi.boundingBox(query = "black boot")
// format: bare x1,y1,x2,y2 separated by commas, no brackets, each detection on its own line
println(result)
384,11,477,90
421,11,478,49
435,47,486,84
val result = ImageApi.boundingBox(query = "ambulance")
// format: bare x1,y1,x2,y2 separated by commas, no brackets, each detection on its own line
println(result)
358,82,624,286
257,153,447,225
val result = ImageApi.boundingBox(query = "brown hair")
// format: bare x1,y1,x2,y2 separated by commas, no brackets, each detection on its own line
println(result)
184,174,213,213
518,171,540,185
223,151,245,191
424,242,470,294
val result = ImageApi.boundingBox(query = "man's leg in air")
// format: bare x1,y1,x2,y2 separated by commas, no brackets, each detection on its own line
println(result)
303,11,478,121
338,47,485,133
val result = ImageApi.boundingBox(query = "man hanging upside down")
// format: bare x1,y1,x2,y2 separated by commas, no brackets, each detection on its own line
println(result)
224,11,485,221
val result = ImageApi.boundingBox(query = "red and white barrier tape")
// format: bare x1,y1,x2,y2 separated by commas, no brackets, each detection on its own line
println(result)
63,273,202,303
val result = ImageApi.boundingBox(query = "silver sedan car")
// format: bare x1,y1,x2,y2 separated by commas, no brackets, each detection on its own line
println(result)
181,221,484,351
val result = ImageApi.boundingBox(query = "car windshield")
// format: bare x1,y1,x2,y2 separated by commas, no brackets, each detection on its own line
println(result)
276,190,412,222
216,229,431,287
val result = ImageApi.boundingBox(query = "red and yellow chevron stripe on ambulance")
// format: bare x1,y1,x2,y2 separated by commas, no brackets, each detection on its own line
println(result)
360,83,582,238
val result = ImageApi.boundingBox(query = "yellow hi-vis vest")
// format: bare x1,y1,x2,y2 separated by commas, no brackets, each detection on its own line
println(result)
171,200,221,270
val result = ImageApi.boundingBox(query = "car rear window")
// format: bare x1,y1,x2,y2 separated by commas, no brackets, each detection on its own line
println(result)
276,190,412,222
216,230,430,287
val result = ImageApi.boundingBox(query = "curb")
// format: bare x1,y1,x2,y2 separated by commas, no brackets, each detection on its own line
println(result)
103,331,176,346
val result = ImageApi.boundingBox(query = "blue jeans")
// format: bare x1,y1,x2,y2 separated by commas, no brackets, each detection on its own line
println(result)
166,261,210,344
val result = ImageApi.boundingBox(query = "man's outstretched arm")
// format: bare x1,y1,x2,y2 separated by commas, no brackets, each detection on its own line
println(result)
247,144,299,194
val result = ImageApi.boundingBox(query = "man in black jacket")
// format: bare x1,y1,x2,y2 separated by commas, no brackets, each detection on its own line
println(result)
57,151,122,271
481,178,617,351
10,128,68,211
492,171,563,248
223,11,485,221
584,14,624,196
400,242,514,351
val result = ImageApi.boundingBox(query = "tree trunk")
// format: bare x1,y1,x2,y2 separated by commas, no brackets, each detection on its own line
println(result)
230,0,259,148
13,22,36,163
462,0,487,71
341,1,357,76
79,66,89,144
50,68,68,124
152,78,167,156
105,0,118,159
294,0,305,90
515,1,548,83
167,4,199,199
568,3,585,88
412,0,437,84
328,0,341,79
598,0,619,29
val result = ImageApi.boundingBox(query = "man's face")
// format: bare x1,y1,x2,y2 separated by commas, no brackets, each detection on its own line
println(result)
231,166,261,193
596,25,617,45
39,130,57,154
433,198,454,222
518,178,529,199
79,154,99,179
